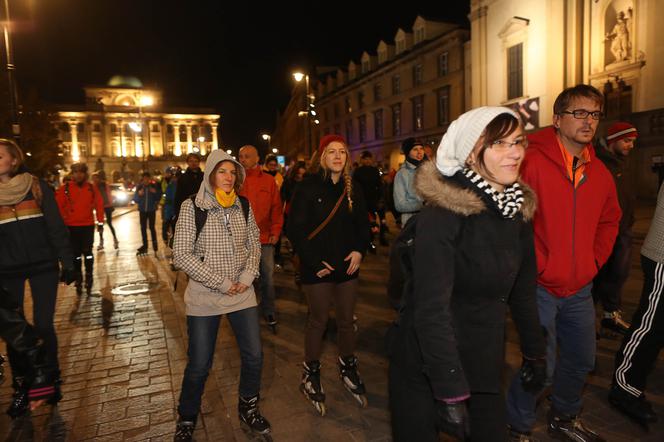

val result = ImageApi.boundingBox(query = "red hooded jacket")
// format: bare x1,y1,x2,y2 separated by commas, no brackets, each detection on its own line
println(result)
55,181,105,227
522,127,621,297
239,167,283,244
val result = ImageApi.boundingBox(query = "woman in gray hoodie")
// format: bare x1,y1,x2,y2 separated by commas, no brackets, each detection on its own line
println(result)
172,150,270,441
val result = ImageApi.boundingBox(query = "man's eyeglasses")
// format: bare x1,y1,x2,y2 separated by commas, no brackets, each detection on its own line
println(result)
488,138,528,151
560,109,604,120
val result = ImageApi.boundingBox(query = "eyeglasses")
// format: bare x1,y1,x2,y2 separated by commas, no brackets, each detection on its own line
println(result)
560,109,604,120
488,138,528,151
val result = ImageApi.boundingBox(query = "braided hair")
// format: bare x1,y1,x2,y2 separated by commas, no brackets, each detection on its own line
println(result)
313,142,354,211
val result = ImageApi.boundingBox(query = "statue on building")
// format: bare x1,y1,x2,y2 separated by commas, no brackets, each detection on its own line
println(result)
606,9,632,63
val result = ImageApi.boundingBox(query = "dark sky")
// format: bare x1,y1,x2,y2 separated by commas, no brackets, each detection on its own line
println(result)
11,1,469,149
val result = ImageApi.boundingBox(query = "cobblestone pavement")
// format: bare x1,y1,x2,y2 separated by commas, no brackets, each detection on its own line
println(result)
0,205,663,441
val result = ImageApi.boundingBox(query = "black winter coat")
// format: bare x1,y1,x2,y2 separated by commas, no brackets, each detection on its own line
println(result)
174,167,204,218
287,172,370,284
353,165,383,213
388,162,545,398
595,146,635,234
0,178,73,278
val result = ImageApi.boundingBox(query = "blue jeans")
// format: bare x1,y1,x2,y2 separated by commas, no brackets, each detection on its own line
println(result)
258,244,276,316
507,284,596,432
178,307,263,419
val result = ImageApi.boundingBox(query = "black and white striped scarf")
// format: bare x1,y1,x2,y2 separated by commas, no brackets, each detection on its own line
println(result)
462,168,524,219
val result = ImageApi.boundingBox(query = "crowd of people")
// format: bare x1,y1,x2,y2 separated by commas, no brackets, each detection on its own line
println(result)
0,82,663,442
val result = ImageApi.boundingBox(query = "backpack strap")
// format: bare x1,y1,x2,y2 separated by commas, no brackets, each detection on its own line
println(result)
238,195,250,222
190,195,208,241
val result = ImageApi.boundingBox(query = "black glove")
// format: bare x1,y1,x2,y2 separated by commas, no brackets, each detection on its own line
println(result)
97,224,104,233
436,400,470,440
60,267,77,285
519,357,547,393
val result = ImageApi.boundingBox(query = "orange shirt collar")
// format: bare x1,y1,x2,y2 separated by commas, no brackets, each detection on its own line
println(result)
556,135,591,187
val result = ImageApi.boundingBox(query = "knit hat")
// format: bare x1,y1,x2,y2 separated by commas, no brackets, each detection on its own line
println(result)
606,122,638,143
401,137,424,157
318,134,346,156
435,106,519,176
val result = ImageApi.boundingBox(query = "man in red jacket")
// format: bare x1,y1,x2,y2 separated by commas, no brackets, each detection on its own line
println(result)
55,163,105,295
239,145,283,331
506,85,621,442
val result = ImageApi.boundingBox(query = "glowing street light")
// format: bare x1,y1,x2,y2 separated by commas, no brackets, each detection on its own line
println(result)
226,149,232,155
272,147,278,154
128,121,142,133
262,133,271,141
292,72,304,82
139,95,154,107
292,70,313,156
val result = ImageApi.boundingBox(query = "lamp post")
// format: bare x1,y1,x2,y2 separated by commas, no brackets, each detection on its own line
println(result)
137,94,153,171
293,71,314,158
2,0,19,142
197,136,205,154
261,133,271,155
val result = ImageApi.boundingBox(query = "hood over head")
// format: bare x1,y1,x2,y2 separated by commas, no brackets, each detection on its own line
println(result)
195,149,245,209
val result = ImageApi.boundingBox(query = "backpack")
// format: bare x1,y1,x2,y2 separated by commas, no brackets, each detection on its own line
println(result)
189,194,250,241
388,213,419,313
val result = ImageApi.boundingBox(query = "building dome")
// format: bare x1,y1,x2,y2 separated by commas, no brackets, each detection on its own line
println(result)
107,75,143,88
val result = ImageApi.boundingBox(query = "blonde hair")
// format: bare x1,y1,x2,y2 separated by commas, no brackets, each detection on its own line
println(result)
0,138,24,177
313,143,354,211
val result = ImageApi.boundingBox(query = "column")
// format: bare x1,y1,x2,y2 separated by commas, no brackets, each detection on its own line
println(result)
174,123,182,156
70,121,80,162
211,123,219,150
145,118,153,156
198,124,206,155
186,123,193,153
119,120,126,157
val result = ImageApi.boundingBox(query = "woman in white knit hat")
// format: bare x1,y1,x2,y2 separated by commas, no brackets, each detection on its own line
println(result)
387,107,547,441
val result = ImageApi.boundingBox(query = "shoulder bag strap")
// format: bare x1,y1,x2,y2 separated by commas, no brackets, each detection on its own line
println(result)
307,189,346,241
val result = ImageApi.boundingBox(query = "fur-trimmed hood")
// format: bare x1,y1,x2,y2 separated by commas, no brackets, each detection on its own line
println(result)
413,160,536,220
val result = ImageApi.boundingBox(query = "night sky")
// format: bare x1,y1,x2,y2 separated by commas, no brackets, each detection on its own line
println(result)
11,1,469,150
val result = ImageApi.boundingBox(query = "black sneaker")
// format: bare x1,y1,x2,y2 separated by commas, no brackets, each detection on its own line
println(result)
547,409,605,441
174,420,195,441
136,246,148,256
608,385,658,427
601,311,630,335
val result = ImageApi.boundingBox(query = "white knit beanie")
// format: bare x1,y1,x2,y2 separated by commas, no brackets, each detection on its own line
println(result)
435,106,519,176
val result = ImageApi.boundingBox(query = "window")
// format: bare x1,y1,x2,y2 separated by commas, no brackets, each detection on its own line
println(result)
361,60,370,74
374,82,382,101
334,123,341,134
412,95,424,131
93,123,101,132
396,39,405,54
151,124,160,133
378,50,387,64
77,123,85,133
345,120,353,143
357,90,365,110
334,103,340,118
392,75,401,95
413,64,423,86
507,43,523,100
110,124,118,133
437,87,450,126
358,115,367,142
391,103,402,136
438,52,449,77
345,96,352,114
415,27,425,44
374,109,384,139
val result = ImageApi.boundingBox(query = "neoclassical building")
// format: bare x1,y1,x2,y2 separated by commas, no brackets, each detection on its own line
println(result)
469,0,664,197
55,75,220,179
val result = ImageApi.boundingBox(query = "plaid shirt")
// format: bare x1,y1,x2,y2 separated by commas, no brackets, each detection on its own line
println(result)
173,194,261,314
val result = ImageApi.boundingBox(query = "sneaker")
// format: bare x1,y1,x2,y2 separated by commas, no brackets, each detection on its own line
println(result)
547,409,605,441
265,314,277,327
601,311,630,335
136,246,148,256
608,385,658,426
97,244,104,251
508,427,540,442
174,419,195,441
113,238,119,250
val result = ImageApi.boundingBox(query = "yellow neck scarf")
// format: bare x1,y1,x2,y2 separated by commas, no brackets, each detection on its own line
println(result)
215,188,236,208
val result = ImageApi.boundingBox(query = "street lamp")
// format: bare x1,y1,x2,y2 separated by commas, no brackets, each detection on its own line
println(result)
271,147,278,154
2,0,19,142
293,71,314,157
261,133,271,154
197,136,205,154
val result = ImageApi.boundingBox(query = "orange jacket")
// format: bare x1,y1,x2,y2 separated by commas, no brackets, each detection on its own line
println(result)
240,167,283,244
55,181,105,226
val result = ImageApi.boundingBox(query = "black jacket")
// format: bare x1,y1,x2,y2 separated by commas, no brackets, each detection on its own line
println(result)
595,146,635,234
389,161,545,398
174,167,204,219
287,171,370,284
353,165,383,212
0,178,73,278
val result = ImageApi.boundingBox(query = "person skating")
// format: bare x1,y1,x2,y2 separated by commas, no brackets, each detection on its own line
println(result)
133,171,161,255
173,153,204,220
287,134,370,415
91,171,119,250
172,149,270,440
55,162,105,296
0,139,75,417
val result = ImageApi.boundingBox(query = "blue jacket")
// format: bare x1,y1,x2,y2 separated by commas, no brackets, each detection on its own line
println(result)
162,181,177,221
394,161,422,223
133,182,161,212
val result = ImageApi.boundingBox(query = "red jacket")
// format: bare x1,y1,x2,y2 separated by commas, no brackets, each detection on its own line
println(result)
240,167,283,244
522,127,621,297
55,181,105,226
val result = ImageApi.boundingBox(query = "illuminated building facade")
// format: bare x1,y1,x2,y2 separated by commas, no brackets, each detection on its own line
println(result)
55,75,220,179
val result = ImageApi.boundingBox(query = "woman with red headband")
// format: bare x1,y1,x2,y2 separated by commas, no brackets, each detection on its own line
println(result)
287,134,370,415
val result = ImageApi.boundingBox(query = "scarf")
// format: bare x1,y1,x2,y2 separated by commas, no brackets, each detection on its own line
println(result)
0,173,33,206
406,156,423,168
462,168,523,219
215,188,236,208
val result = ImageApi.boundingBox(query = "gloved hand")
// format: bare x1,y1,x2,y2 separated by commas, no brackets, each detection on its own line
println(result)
519,357,547,393
59,267,77,285
436,400,470,440
97,223,104,233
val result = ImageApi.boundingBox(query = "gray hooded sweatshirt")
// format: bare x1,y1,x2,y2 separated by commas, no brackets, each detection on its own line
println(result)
173,150,261,316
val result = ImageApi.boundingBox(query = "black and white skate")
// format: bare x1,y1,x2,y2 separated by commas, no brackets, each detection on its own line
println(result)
301,361,326,416
239,395,272,441
265,314,277,335
339,355,367,407
136,246,148,256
